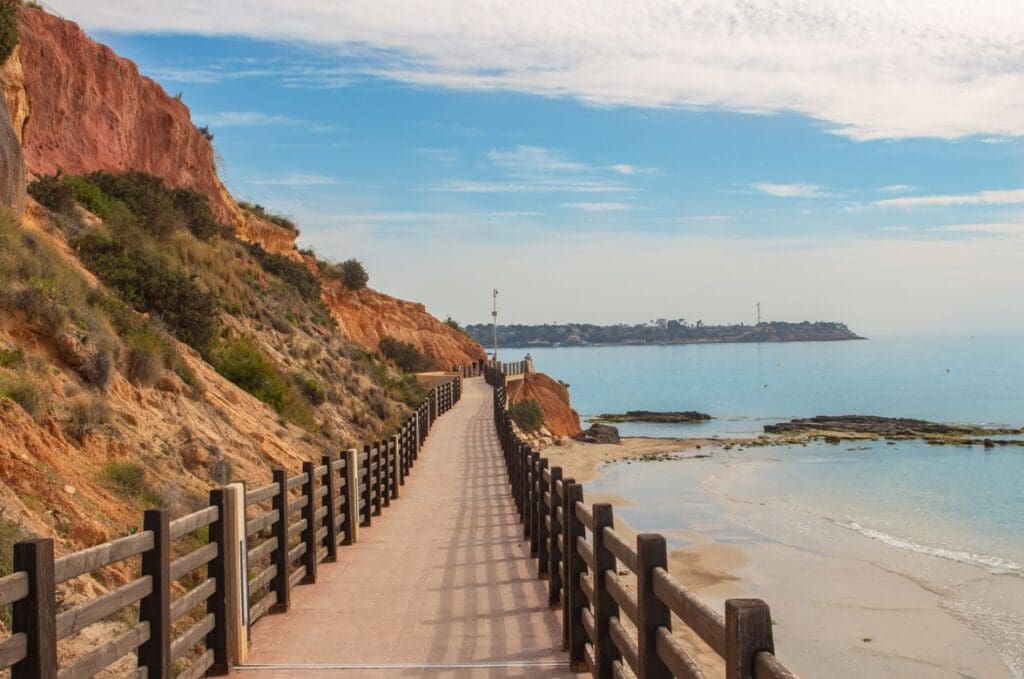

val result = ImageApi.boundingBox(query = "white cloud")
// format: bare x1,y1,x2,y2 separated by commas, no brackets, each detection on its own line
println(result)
878,184,915,194
876,188,1024,208
194,111,299,127
933,221,1024,235
750,183,829,198
423,179,631,194
52,0,1024,140
563,202,631,212
487,146,589,174
245,173,346,186
415,147,459,166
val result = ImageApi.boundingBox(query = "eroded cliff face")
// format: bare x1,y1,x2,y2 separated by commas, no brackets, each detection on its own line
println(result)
510,372,582,438
11,8,299,256
323,279,486,369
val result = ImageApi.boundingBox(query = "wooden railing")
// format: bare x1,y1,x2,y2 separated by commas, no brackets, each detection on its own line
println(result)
485,365,797,679
0,377,462,678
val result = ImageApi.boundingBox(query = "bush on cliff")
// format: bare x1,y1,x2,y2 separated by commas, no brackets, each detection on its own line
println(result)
379,336,433,373
84,172,222,241
0,0,19,64
509,399,544,433
245,242,322,302
322,258,370,291
27,175,77,214
211,337,316,429
238,201,296,232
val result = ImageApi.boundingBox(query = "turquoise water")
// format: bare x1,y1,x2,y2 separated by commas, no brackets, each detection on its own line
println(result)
523,336,1024,436
525,336,1024,567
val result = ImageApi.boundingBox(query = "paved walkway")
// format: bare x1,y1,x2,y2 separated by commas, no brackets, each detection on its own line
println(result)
240,378,570,677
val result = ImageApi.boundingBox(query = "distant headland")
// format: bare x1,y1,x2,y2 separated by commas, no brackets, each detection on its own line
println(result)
465,320,864,348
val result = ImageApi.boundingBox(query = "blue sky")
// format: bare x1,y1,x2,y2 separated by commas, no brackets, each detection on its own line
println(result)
48,2,1024,333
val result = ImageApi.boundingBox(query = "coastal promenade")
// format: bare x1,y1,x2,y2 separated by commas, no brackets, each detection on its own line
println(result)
239,377,569,677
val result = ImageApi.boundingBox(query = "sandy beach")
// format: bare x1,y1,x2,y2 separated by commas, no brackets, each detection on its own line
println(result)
545,437,1021,678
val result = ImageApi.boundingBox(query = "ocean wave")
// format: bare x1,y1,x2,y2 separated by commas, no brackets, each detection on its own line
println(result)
831,519,1023,576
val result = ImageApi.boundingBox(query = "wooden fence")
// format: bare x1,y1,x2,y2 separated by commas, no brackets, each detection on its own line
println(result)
0,378,462,678
484,364,797,679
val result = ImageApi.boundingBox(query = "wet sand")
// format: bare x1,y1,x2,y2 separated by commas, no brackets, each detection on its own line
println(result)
545,438,1019,678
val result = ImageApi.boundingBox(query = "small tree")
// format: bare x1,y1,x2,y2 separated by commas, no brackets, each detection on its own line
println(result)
379,336,433,373
338,258,368,290
509,400,544,433
0,0,19,64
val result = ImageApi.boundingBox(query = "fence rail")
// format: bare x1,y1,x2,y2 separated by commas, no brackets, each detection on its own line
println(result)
0,377,462,678
484,363,797,679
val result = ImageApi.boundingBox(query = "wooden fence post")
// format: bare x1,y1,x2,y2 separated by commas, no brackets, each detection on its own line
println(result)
301,462,317,584
138,508,171,678
361,446,373,527
537,458,550,577
270,469,291,612
11,538,56,679
637,534,672,679
322,455,338,561
527,451,539,548
344,449,359,544
206,488,235,675
565,483,587,670
393,435,403,496
725,599,775,679
380,441,391,509
560,476,576,644
592,503,620,679
548,466,564,606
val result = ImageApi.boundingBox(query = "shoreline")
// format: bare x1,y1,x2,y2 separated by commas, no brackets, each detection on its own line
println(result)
546,437,1021,678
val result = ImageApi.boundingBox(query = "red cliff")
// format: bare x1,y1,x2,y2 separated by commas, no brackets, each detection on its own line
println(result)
510,372,582,438
323,280,486,369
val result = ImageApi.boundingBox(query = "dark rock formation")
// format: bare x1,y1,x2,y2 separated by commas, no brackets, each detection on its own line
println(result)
574,423,621,444
595,410,711,423
764,415,1022,438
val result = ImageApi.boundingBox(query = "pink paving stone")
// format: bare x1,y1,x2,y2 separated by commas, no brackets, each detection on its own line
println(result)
240,378,574,678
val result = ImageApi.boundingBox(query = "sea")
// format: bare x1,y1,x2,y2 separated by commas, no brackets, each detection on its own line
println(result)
520,336,1024,675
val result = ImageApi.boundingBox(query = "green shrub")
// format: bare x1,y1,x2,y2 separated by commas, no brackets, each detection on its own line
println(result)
0,516,27,627
212,337,315,429
66,393,111,439
337,258,368,291
125,328,165,385
0,346,22,368
79,342,115,389
75,225,218,353
27,175,76,214
197,125,214,142
62,175,115,216
509,399,544,433
298,375,326,406
101,462,161,505
0,371,49,421
83,172,223,241
238,201,296,231
379,336,433,373
0,0,19,65
245,242,321,302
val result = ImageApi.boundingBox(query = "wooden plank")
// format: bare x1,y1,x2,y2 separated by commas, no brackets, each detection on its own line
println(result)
285,474,306,491
0,633,27,669
577,537,595,570
247,536,277,564
56,576,152,640
246,483,279,505
0,571,28,606
248,565,278,597
288,565,307,588
246,510,278,537
169,542,218,581
170,614,215,663
656,626,706,679
575,502,594,531
754,651,798,679
603,527,638,574
177,649,214,679
54,532,154,584
652,566,726,657
288,495,309,514
580,572,595,607
288,542,307,564
606,572,638,624
170,578,216,623
169,506,219,541
300,461,318,585
270,469,291,613
57,621,150,679
637,534,672,678
248,591,276,626
609,617,639,674
582,606,597,644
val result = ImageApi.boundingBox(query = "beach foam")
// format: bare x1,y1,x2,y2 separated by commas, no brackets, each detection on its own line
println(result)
832,519,1023,576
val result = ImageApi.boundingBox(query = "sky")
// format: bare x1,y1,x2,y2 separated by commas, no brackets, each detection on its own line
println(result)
44,1,1024,334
